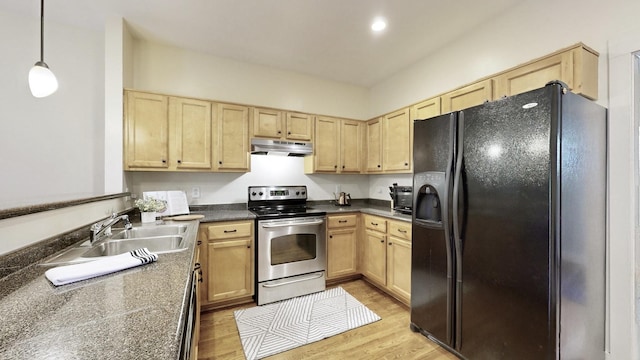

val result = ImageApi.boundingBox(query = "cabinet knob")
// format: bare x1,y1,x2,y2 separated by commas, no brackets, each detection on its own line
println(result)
404,162,408,166
177,160,182,164
198,277,203,283
377,164,381,168
342,165,345,169
388,242,393,246
247,245,251,249
219,161,222,165
380,239,384,243
278,131,282,134
288,131,291,135
197,240,202,245
334,165,338,169
329,235,333,239
162,159,167,164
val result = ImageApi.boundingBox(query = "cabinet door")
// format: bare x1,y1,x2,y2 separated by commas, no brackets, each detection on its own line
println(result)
387,237,412,302
493,52,572,99
252,107,283,139
365,118,383,172
363,229,386,286
170,97,212,170
340,120,362,173
207,238,253,302
441,79,493,113
327,228,358,280
286,112,313,140
125,91,169,169
314,116,339,172
383,108,411,172
215,103,249,171
411,97,441,121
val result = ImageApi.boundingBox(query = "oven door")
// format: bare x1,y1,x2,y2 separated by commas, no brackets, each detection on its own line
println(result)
257,216,326,282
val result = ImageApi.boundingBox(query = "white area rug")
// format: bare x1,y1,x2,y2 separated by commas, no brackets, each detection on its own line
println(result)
234,286,381,360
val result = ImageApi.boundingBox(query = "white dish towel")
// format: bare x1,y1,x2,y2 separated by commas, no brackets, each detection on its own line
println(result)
45,248,158,286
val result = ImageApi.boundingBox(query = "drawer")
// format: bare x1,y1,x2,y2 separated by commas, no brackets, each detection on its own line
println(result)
327,214,358,229
207,221,253,240
364,215,387,233
389,221,411,241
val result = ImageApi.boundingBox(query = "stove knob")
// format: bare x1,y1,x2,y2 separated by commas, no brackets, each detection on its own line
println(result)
301,191,306,195
259,192,263,196
296,191,300,195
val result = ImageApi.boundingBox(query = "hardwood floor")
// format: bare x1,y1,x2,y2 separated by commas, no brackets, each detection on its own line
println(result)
197,279,457,359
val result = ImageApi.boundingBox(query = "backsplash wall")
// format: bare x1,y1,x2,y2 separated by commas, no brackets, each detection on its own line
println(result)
127,155,411,205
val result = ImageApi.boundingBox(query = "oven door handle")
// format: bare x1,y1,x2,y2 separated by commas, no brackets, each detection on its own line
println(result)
260,219,324,228
261,272,325,288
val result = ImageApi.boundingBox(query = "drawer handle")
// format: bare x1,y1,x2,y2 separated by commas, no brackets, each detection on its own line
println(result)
338,220,348,223
398,229,407,233
224,229,237,233
371,222,378,226
389,242,393,245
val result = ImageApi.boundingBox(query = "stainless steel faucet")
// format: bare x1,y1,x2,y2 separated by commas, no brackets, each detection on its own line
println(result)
90,213,133,243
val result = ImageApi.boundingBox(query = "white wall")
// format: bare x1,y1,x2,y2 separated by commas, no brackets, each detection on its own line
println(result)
0,10,105,209
132,41,370,120
128,155,371,204
369,0,640,116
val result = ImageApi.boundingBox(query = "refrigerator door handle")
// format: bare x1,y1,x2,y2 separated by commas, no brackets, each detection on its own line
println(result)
442,113,456,346
452,111,465,350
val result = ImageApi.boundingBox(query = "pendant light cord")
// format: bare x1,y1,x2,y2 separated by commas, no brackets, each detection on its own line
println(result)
39,0,44,62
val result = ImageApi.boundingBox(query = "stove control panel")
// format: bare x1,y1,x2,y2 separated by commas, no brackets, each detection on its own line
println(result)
248,185,307,201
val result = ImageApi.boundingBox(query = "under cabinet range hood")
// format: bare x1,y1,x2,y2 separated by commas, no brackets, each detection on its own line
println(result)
250,138,313,156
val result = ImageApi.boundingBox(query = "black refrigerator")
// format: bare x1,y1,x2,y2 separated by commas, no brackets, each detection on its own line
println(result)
410,82,606,360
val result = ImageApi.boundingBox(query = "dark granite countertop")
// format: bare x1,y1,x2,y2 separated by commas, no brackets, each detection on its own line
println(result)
0,219,199,360
0,200,410,359
189,200,411,224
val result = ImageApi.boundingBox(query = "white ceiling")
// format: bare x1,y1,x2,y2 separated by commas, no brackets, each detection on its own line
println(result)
2,0,522,87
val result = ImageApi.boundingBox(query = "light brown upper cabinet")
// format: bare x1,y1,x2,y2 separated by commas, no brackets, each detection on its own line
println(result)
382,107,412,172
170,97,212,170
411,97,441,121
305,116,363,174
124,91,212,171
124,91,170,170
365,117,383,173
493,44,598,100
340,120,363,173
441,79,493,113
214,103,250,172
286,112,313,141
251,107,313,141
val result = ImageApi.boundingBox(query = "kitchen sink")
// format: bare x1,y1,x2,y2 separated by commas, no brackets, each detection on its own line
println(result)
108,224,187,239
81,236,186,257
39,223,193,266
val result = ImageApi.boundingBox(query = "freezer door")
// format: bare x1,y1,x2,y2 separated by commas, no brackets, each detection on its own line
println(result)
455,86,555,359
411,114,456,348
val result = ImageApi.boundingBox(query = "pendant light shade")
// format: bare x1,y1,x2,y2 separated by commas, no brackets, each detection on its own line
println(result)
29,0,58,98
29,61,58,98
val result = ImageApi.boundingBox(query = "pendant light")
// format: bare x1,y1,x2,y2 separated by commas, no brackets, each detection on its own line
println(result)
28,0,58,98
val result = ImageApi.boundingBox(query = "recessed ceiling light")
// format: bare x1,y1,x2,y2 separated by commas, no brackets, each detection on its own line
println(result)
371,18,387,32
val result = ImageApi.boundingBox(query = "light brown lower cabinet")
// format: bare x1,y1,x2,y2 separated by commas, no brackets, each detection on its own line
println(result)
326,214,359,281
199,220,254,308
362,214,412,305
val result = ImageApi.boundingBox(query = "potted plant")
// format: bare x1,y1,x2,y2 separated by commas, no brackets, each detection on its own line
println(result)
134,197,167,223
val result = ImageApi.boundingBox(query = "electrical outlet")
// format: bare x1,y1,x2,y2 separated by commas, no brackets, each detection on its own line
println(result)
191,187,201,199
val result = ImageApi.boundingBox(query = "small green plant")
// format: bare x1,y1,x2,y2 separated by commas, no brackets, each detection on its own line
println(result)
134,197,167,213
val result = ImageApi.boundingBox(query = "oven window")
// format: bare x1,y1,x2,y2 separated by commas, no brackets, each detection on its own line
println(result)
271,234,317,265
